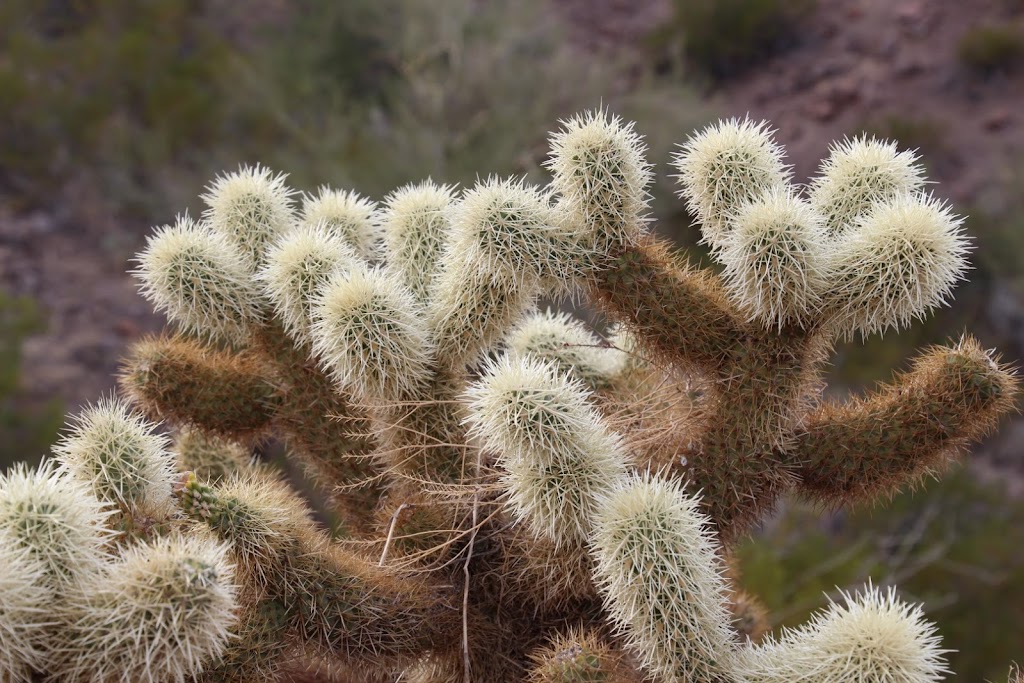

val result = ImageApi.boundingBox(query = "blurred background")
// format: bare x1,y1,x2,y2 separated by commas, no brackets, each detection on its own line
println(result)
1,0,1022,679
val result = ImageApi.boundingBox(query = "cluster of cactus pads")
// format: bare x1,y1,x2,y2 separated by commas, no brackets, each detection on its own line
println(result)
1,110,1018,682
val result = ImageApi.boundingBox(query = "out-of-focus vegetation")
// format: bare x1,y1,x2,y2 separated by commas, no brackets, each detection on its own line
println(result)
0,292,63,470
653,0,817,82
0,0,231,212
958,22,1024,77
0,0,710,221
736,468,1024,682
227,0,711,202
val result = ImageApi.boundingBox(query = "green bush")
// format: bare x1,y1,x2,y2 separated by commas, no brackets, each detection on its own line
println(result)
0,0,232,205
226,0,710,200
660,0,817,81
736,469,1024,682
958,23,1024,76
1,0,709,223
0,292,63,470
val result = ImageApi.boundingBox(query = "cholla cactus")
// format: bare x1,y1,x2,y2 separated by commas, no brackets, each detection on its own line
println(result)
2,109,1017,682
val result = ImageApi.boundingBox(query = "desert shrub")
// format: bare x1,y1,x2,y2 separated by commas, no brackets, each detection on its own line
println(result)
225,0,709,200
0,0,708,224
0,0,232,202
0,292,63,470
657,0,817,81
958,23,1024,76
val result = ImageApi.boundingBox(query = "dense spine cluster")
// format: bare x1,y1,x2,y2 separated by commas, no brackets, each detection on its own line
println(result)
0,110,1016,682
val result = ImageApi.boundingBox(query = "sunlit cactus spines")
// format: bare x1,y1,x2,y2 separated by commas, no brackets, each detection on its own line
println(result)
546,108,652,263
310,262,435,402
464,354,629,547
809,135,927,236
202,164,297,270
590,473,738,683
823,191,969,340
672,117,790,252
301,186,383,260
738,585,949,683
718,186,829,330
0,530,50,682
506,309,626,389
381,179,457,301
0,461,112,588
259,222,361,346
51,534,237,683
5,107,1017,682
133,215,264,344
52,396,176,518
447,177,566,284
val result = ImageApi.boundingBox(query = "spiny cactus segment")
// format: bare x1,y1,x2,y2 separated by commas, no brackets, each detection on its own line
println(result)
1,109,1015,682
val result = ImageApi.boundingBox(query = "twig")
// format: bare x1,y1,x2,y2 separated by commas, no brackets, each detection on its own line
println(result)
379,503,411,567
462,449,483,682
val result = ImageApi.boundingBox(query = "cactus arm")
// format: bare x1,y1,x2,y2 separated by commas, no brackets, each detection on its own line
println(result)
120,335,280,440
526,627,642,683
591,236,742,370
175,473,459,671
783,337,1018,505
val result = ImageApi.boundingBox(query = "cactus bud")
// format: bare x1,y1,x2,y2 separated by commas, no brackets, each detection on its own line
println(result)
260,222,361,345
739,584,948,683
52,534,237,683
172,427,254,484
175,472,313,586
310,263,435,402
447,176,567,283
718,187,829,330
0,462,111,589
547,109,652,260
381,180,457,301
301,186,382,260
824,192,969,340
590,473,736,683
465,355,628,547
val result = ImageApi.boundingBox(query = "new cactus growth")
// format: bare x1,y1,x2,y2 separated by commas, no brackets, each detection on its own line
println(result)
0,110,1016,682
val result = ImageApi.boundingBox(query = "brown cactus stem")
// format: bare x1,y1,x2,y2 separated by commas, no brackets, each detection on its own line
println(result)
251,325,383,533
119,335,279,440
176,472,460,673
526,628,642,683
590,236,741,371
283,540,461,672
594,237,835,542
197,597,295,683
675,326,831,544
372,369,474,485
782,337,1019,506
